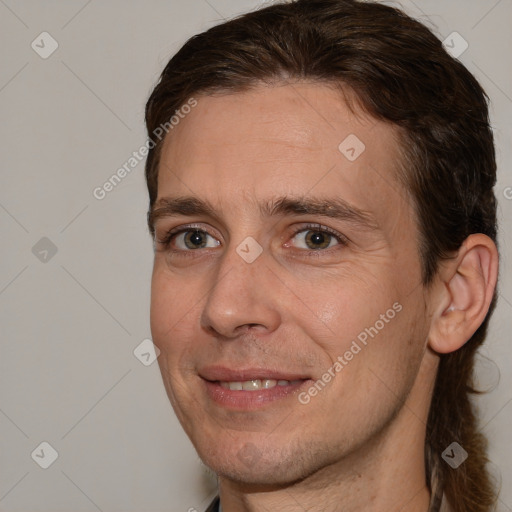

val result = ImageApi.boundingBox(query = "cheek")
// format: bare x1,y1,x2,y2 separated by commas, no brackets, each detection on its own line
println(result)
289,269,399,357
150,267,195,352
150,270,200,408
149,271,171,347
150,267,213,389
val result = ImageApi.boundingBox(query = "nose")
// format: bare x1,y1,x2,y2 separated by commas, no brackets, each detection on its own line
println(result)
200,243,281,339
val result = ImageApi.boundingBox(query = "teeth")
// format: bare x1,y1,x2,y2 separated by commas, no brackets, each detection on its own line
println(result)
219,379,302,391
242,379,261,390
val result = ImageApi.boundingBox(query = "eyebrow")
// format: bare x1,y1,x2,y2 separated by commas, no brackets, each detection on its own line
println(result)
148,195,378,233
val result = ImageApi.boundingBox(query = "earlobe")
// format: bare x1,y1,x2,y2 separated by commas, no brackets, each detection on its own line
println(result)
428,234,498,354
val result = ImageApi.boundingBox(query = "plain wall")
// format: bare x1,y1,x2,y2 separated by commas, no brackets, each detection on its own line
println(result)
0,1,511,511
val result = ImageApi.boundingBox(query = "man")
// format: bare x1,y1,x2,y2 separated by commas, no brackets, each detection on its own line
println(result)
144,1,499,511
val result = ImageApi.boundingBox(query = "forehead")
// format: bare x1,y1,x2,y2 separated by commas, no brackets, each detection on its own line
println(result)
156,82,408,223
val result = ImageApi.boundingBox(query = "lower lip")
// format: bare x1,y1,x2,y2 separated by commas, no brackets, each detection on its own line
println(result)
203,379,310,409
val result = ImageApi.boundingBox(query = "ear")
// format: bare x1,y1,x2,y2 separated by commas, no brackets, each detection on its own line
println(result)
428,234,499,354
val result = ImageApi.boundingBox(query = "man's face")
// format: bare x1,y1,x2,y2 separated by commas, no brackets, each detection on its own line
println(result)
150,83,434,485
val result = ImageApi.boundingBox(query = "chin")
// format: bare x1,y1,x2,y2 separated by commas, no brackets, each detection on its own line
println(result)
197,441,319,489
212,463,308,489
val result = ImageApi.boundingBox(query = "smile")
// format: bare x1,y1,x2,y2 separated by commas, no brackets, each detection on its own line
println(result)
218,379,304,391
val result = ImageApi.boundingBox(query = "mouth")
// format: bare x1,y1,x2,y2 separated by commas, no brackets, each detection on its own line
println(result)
199,366,312,409
218,378,304,391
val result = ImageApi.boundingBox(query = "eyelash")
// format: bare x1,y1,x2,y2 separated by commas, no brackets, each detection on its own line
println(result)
155,223,348,256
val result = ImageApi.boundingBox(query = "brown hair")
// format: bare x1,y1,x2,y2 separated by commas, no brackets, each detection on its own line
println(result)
144,1,499,510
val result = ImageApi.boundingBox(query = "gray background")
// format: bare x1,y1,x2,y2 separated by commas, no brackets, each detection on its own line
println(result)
0,1,510,511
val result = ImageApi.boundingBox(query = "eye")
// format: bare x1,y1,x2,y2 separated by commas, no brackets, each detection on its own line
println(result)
176,230,219,250
156,227,220,251
289,224,346,251
155,223,346,255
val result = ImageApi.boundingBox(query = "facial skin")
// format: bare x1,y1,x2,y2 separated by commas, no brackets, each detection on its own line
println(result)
149,83,498,511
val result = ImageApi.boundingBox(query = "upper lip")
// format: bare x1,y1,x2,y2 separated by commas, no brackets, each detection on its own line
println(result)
200,365,311,382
